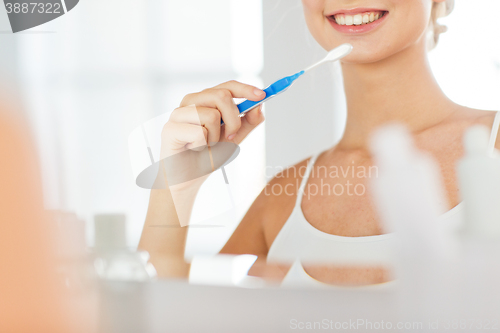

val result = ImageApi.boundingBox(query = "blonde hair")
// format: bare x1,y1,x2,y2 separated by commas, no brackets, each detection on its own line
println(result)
428,0,454,50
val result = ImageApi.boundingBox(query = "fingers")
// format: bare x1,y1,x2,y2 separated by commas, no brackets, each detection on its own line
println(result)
180,80,265,139
184,124,208,151
231,105,265,144
163,122,208,152
162,80,266,164
213,80,266,102
243,104,265,127
170,106,221,145
180,89,240,138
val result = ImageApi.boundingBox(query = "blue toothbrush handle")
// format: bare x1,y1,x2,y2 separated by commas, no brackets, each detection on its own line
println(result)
220,71,304,126
237,98,266,115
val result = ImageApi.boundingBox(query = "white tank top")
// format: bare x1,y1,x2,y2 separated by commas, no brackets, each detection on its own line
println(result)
267,112,500,288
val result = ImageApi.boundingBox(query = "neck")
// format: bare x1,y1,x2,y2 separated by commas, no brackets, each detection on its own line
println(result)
338,40,454,150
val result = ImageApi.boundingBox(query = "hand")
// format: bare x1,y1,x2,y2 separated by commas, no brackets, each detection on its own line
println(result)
161,80,266,158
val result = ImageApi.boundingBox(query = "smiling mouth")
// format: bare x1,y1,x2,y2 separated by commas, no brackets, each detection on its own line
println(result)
329,10,388,26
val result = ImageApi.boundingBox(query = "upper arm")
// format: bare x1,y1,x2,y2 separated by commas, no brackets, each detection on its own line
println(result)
219,188,269,256
220,159,309,256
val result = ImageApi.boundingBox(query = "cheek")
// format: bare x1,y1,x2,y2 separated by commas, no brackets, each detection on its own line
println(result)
393,0,433,44
301,0,331,49
301,0,324,12
376,1,431,57
349,1,433,63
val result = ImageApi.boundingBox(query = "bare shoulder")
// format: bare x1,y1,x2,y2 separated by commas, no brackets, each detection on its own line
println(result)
449,106,500,147
428,105,498,144
473,108,500,149
220,156,312,255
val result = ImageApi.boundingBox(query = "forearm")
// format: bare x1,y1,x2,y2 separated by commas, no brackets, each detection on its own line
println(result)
138,173,209,278
138,188,190,278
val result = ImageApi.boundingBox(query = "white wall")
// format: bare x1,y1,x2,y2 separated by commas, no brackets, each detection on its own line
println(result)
428,0,500,111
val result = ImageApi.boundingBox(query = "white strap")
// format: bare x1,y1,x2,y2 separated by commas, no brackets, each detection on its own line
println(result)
488,111,500,155
295,153,320,207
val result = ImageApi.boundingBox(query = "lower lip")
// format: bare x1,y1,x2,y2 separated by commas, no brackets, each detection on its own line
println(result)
327,12,388,34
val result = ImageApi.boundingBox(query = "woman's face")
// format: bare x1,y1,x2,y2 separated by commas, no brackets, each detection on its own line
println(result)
301,0,442,63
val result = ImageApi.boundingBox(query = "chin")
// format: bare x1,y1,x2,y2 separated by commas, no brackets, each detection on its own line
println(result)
318,28,428,65
338,42,394,64
338,44,404,64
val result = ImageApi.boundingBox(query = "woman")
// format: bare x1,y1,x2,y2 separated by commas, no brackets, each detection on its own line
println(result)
139,0,500,286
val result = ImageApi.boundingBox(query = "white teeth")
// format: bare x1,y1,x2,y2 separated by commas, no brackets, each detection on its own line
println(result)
333,11,385,26
353,14,363,25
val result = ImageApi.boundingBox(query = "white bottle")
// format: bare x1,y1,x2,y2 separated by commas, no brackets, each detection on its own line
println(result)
370,125,456,321
93,214,156,281
458,125,500,239
370,124,451,260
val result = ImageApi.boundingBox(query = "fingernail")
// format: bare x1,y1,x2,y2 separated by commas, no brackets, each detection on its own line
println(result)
227,134,236,141
254,89,265,97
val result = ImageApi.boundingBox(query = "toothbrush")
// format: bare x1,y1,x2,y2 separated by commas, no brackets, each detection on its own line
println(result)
221,43,353,125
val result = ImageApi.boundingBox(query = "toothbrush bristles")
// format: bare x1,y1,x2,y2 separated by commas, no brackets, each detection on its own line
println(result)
304,43,353,73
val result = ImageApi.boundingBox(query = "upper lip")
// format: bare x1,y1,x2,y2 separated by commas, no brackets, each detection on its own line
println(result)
326,7,388,16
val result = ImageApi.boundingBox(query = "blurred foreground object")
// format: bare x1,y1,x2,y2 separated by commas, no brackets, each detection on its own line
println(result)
93,214,156,333
370,124,452,260
369,123,500,324
458,125,500,238
0,104,96,332
370,124,458,321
